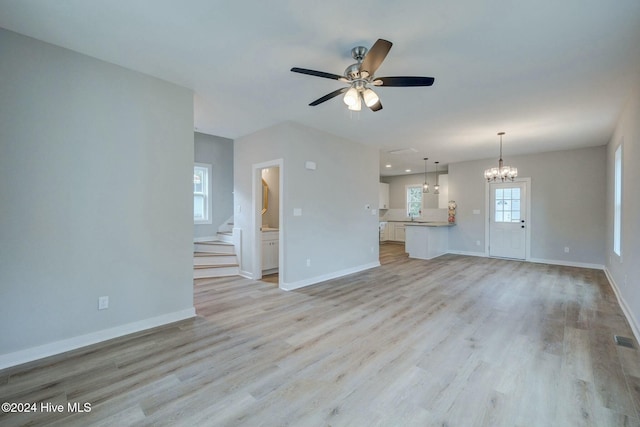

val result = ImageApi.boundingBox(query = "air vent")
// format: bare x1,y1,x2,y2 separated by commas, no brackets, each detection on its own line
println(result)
614,335,634,349
387,148,418,155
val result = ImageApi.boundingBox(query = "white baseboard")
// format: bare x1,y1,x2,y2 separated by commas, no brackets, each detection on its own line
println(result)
605,268,640,345
447,251,604,270
239,270,253,279
281,262,380,291
0,307,196,371
446,250,486,257
528,257,604,270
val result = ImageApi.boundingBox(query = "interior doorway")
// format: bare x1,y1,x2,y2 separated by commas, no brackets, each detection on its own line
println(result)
252,159,283,287
485,178,531,260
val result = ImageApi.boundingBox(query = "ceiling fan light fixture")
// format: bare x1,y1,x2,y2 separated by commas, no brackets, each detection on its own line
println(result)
343,87,359,106
348,93,362,111
291,39,435,112
362,88,379,107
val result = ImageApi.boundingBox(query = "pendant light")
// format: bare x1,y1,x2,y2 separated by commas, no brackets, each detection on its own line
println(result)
422,157,430,193
484,132,518,182
434,161,440,195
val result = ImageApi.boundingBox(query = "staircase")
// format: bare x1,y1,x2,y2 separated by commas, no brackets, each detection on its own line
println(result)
193,236,239,279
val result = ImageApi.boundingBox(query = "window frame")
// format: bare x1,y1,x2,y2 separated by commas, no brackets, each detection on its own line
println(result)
194,163,212,225
405,185,423,218
614,143,622,257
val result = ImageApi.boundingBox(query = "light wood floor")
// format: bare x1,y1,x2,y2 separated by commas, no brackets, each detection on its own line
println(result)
2,243,640,426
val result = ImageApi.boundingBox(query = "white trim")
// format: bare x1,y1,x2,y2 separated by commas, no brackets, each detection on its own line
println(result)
446,250,604,270
605,267,640,345
405,184,424,218
194,163,213,225
0,308,196,370
528,258,603,270
281,262,380,291
239,269,253,279
485,177,532,260
252,159,284,288
446,250,486,257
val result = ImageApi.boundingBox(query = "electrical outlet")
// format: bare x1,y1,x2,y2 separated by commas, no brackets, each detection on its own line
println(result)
564,247,570,253
476,240,481,246
98,296,109,310
306,258,311,267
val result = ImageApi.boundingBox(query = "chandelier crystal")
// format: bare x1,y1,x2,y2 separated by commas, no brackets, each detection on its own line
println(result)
484,132,517,182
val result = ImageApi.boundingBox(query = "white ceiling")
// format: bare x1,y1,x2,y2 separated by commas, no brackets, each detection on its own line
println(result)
2,0,639,176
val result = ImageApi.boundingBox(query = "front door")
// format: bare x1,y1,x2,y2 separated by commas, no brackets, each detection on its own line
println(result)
489,181,527,259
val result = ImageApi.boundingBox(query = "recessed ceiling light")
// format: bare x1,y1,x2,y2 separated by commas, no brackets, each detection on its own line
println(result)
385,164,392,168
405,169,411,173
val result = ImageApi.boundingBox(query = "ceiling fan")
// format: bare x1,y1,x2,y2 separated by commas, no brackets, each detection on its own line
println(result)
291,39,435,112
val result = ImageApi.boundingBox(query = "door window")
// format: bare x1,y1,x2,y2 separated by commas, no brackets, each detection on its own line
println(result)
494,187,521,223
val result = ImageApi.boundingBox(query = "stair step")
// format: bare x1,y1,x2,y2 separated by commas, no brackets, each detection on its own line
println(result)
194,265,239,279
194,253,237,266
216,232,233,243
194,264,239,269
194,241,235,254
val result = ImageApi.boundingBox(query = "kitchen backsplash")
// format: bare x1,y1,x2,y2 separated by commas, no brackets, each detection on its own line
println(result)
380,208,448,222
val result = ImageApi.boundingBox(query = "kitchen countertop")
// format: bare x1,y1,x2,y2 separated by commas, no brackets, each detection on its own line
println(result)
381,220,454,227
404,222,455,227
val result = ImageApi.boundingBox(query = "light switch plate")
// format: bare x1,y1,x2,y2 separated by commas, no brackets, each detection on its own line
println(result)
293,208,302,216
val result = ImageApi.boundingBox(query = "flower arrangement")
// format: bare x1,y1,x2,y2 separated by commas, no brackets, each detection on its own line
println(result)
448,201,457,223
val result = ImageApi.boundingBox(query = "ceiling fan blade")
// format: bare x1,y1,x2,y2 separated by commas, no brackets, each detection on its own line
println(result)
368,100,383,112
374,76,435,87
309,87,348,106
291,67,345,81
360,39,392,77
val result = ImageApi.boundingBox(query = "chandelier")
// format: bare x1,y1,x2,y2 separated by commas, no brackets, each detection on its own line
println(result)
484,132,517,182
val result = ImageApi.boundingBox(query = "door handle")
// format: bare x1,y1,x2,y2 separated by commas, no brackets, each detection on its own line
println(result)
521,220,525,223
521,225,525,228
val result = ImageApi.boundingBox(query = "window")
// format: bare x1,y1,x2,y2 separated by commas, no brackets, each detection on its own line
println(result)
614,144,622,256
494,187,521,223
406,185,422,218
194,163,212,224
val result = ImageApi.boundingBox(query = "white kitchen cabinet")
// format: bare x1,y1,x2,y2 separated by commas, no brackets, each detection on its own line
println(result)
379,182,390,209
394,223,406,242
405,224,450,260
385,222,395,241
379,222,389,241
262,231,279,272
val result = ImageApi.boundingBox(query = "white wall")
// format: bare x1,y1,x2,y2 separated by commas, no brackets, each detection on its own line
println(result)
381,172,444,210
606,79,640,338
0,29,195,367
448,145,606,266
194,132,234,240
234,122,379,289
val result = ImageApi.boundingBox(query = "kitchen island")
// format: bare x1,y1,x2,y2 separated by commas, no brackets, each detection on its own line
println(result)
404,222,454,260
